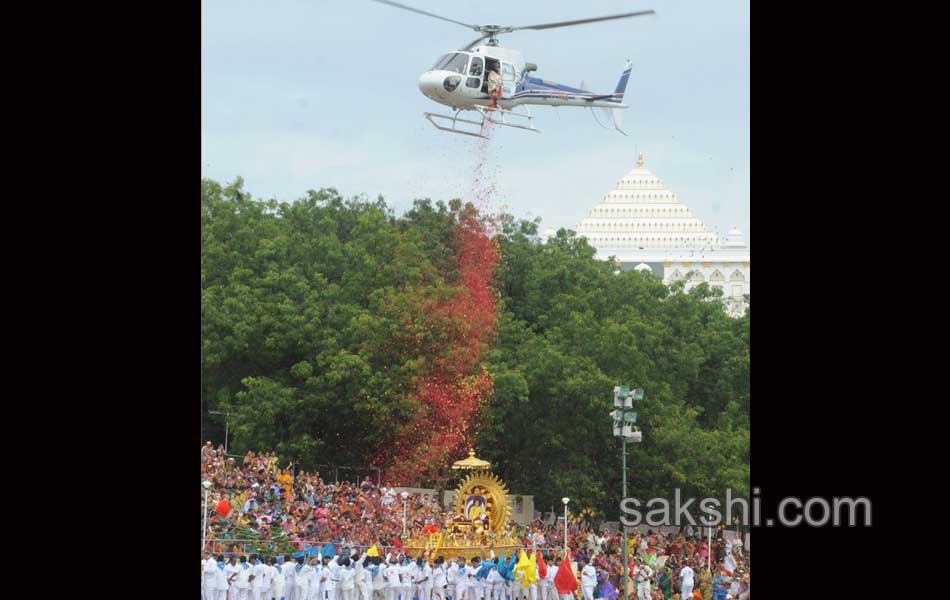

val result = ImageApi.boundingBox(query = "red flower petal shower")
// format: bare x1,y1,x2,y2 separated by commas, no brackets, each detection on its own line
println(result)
381,206,499,485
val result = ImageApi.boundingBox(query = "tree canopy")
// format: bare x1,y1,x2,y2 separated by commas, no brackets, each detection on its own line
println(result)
201,178,749,519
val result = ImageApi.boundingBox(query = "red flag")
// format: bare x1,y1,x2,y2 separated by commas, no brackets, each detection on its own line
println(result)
537,550,547,579
554,553,577,594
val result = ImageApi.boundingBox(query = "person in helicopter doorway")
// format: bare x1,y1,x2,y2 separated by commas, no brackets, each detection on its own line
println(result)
487,65,503,109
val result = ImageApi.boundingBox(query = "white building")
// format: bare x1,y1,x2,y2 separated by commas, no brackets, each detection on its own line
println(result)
575,153,749,316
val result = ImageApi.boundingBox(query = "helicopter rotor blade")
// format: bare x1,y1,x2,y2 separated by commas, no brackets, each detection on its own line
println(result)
509,10,655,32
369,0,480,31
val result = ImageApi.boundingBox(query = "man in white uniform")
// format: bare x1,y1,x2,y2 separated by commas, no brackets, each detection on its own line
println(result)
257,556,271,600
545,557,558,600
235,555,253,600
579,559,596,600
445,559,458,600
340,557,357,600
326,554,342,600
455,558,469,600
204,552,219,600
226,557,242,599
250,555,266,600
679,562,695,600
317,556,331,600
468,557,482,600
355,553,371,600
417,557,433,600
271,557,285,600
299,556,315,600
487,559,504,600
371,557,386,600
432,557,448,600
307,557,321,600
385,555,403,600
634,562,652,600
214,555,230,600
284,556,299,600
404,558,419,600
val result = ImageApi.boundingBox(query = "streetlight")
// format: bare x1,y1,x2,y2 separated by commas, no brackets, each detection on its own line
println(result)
611,386,644,600
209,410,231,454
202,480,213,551
401,491,410,537
561,497,570,555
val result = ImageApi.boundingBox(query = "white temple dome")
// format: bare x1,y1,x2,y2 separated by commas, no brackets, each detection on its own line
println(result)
634,262,652,272
575,152,718,251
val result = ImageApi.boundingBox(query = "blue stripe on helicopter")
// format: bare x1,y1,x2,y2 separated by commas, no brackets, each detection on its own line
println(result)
513,76,624,102
509,90,623,103
519,76,590,94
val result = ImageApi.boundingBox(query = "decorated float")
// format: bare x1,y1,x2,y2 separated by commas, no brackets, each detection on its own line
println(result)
402,450,521,560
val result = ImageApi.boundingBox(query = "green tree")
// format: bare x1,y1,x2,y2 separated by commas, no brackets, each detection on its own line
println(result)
201,179,750,515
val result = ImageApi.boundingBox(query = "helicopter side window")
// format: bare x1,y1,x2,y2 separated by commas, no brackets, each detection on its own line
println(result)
502,63,515,82
466,56,484,89
469,56,484,77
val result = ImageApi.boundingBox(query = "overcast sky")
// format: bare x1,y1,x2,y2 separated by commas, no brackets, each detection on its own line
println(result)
202,0,749,241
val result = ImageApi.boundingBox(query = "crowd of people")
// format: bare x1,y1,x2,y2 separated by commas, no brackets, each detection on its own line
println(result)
201,443,444,553
201,444,750,599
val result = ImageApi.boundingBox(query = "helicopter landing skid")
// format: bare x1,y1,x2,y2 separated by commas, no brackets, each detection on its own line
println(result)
424,106,541,139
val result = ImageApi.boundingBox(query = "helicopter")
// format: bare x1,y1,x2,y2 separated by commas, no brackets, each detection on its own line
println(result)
372,0,655,139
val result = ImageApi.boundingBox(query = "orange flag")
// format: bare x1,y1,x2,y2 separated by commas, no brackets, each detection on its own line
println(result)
537,550,547,579
554,553,577,594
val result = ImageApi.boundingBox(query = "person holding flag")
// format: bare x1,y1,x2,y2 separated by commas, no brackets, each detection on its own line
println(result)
487,556,504,600
535,552,550,600
553,553,577,600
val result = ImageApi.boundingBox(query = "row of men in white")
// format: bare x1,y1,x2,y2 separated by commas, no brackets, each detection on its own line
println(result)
202,550,598,600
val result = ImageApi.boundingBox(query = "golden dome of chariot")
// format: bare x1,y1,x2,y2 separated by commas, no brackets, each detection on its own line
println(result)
451,449,491,471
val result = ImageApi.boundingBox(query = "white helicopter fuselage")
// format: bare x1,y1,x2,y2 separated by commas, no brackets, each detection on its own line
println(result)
418,45,629,112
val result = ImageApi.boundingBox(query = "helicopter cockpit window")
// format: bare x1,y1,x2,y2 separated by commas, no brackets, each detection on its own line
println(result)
440,53,470,75
432,54,453,70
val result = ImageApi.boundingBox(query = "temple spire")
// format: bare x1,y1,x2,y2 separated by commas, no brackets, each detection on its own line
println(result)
636,152,644,168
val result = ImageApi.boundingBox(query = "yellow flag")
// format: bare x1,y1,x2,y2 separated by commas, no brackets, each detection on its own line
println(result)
366,545,380,557
515,550,538,586
525,551,538,586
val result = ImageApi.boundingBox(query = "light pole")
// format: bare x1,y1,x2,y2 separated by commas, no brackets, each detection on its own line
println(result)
202,480,213,551
611,386,644,600
209,410,231,454
561,497,570,555
401,491,410,537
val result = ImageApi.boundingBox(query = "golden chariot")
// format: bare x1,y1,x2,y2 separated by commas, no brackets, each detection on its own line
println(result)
402,450,521,560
